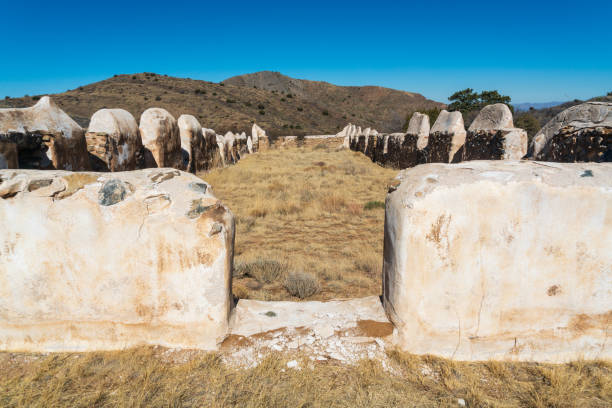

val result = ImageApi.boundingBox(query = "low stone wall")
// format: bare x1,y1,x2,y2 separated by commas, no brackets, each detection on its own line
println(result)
529,102,612,162
383,161,611,362
0,97,90,171
463,104,527,161
0,169,234,352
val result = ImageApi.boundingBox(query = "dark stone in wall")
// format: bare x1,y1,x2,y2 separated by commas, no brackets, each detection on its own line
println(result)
543,126,611,163
462,130,505,161
99,179,128,206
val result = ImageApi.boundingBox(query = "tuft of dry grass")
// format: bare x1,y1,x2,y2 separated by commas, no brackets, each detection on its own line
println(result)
203,142,397,301
235,258,288,284
1,348,610,407
284,271,320,299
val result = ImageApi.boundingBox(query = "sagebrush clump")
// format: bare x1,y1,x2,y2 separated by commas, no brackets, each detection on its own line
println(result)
284,271,320,298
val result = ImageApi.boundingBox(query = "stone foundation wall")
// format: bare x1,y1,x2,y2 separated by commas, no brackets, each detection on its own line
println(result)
540,126,611,162
0,169,235,352
383,161,612,362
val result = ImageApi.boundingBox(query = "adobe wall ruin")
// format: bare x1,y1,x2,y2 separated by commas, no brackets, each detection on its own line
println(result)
0,169,234,351
383,161,611,361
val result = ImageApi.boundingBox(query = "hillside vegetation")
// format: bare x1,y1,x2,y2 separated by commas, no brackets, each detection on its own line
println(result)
0,71,442,136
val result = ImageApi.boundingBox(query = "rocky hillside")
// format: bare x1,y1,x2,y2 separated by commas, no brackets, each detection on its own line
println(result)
223,71,442,132
0,72,443,136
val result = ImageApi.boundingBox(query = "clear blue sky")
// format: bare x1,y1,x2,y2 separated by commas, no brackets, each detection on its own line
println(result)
2,0,611,103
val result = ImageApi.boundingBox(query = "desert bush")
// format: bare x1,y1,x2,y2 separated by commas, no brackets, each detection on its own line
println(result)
297,107,303,111
155,96,162,101
257,104,265,110
284,271,320,298
236,258,288,284
364,200,385,210
259,110,265,115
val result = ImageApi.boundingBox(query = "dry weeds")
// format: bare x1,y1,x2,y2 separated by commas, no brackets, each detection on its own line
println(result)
203,139,396,300
1,347,610,407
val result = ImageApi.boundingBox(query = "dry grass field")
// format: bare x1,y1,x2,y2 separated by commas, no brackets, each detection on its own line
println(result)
1,140,610,407
2,346,610,407
204,137,397,301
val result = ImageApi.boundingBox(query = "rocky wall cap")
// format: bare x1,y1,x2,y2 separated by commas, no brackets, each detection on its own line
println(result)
530,102,612,158
177,114,202,133
392,161,612,200
468,103,514,131
139,107,177,145
0,96,82,139
430,110,465,134
88,108,138,137
406,112,430,136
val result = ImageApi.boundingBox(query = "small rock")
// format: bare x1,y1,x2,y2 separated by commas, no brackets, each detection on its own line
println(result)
287,360,299,369
98,179,127,206
457,398,466,407
208,222,223,237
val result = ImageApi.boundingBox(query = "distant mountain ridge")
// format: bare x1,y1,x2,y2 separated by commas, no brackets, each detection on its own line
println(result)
514,101,566,111
0,71,443,136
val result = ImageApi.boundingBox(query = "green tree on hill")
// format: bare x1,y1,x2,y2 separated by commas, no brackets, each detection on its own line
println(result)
514,112,541,141
448,88,512,114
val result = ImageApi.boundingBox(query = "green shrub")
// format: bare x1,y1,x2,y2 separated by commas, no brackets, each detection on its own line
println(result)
364,201,385,210
257,104,265,110
297,107,303,112
155,96,162,101
226,98,236,103
259,110,265,115
284,271,319,298
322,110,329,116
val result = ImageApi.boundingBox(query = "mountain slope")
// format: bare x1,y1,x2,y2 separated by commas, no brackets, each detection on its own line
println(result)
223,71,442,132
0,72,443,136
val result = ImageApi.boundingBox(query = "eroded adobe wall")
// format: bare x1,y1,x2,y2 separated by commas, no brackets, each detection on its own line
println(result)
0,169,234,352
383,161,612,362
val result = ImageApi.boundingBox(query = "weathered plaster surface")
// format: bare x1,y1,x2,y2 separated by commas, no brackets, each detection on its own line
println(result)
383,161,611,361
0,169,234,352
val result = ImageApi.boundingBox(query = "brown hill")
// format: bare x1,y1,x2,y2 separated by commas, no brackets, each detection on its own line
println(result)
0,72,443,136
223,71,443,132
